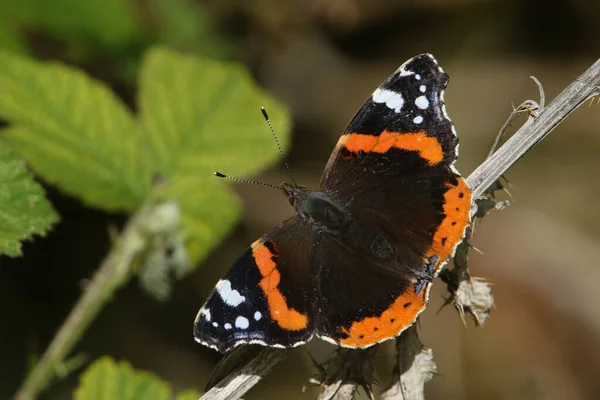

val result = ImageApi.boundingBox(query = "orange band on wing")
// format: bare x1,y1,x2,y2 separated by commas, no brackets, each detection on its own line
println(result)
252,241,309,331
338,285,430,347
342,131,444,166
426,176,472,270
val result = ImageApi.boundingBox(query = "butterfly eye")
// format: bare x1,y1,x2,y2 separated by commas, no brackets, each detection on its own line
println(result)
287,196,295,207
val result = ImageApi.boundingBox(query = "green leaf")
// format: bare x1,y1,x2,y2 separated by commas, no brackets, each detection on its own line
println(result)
0,142,57,257
149,0,234,59
75,357,201,400
0,50,151,211
74,357,171,400
0,23,29,55
0,46,291,268
0,0,144,51
139,47,291,262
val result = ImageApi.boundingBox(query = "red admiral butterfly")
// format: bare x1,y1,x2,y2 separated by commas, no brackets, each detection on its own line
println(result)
194,54,472,352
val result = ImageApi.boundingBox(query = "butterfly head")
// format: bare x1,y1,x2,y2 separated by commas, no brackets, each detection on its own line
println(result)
281,182,310,209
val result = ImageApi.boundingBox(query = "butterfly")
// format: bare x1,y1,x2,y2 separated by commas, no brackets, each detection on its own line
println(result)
194,54,472,352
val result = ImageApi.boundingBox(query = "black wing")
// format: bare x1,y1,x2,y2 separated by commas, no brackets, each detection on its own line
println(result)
320,53,471,276
312,54,472,347
312,232,432,348
194,217,316,352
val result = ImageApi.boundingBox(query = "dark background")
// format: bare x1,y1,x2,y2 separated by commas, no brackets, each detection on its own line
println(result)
1,0,599,399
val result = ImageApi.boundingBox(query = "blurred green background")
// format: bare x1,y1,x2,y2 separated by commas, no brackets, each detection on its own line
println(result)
1,0,599,399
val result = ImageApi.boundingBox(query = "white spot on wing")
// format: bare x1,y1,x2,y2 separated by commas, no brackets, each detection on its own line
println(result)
195,334,313,352
415,74,422,80
254,311,262,321
200,308,211,322
212,322,218,328
235,316,249,329
216,279,246,307
224,323,232,330
413,116,423,124
420,85,426,93
415,96,429,110
372,88,404,113
318,335,339,346
439,89,458,147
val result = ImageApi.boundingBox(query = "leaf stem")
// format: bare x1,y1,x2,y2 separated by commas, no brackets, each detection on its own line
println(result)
12,203,179,400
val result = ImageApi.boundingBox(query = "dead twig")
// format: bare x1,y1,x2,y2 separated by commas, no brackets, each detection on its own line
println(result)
201,348,286,400
309,346,377,400
381,326,436,400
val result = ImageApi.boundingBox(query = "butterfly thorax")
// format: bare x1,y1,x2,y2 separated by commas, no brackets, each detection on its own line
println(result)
281,182,395,260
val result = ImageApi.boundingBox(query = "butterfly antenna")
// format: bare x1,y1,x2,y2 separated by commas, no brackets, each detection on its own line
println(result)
261,107,297,186
213,171,282,190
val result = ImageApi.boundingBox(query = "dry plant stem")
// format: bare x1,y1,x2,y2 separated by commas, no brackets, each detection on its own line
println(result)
200,349,286,400
199,58,600,400
311,347,378,400
381,326,436,400
13,203,178,400
487,76,545,158
487,99,537,158
468,58,600,200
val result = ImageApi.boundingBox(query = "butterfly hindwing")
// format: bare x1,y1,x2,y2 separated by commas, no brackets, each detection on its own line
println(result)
313,233,432,347
194,217,315,352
